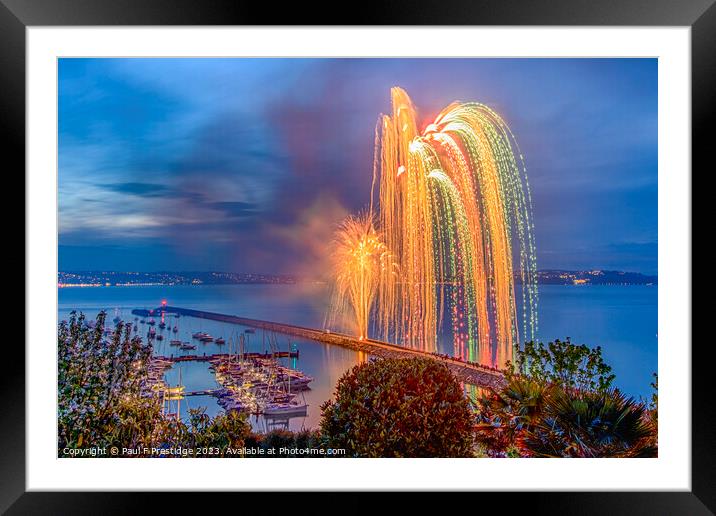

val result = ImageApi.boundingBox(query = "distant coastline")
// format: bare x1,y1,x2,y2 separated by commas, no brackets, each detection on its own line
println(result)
58,269,657,288
527,269,657,286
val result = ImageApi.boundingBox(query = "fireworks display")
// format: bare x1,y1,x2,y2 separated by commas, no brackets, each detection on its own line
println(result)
330,87,538,368
326,213,396,340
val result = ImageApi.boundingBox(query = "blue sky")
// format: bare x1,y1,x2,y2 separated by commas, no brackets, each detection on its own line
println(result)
58,58,657,275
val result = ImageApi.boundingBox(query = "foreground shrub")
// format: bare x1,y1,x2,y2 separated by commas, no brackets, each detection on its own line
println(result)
58,311,170,450
520,386,657,457
509,338,615,394
476,339,657,457
185,408,251,452
320,357,474,457
474,375,553,456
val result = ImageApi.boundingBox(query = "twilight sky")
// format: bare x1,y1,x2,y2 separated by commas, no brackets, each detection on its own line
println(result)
58,58,657,275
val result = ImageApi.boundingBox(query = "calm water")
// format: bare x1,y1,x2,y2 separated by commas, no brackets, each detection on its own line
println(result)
58,283,657,430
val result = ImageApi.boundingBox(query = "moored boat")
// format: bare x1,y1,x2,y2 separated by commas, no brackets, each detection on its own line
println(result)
262,401,308,417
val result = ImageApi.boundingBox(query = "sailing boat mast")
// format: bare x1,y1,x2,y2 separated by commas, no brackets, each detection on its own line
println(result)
177,367,182,421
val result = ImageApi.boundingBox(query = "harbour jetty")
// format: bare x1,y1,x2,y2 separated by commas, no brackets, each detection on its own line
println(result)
132,306,506,389
166,352,298,363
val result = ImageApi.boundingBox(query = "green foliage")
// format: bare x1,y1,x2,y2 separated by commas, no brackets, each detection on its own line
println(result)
58,311,166,450
644,372,658,450
509,338,616,394
476,343,657,458
649,372,658,421
474,375,553,456
320,357,475,457
520,386,657,458
185,408,251,452
107,394,184,451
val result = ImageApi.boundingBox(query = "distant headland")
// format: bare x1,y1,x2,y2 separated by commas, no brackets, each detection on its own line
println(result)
58,269,657,288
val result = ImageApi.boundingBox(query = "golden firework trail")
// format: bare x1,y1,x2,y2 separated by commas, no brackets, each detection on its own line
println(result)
372,87,538,368
326,213,396,340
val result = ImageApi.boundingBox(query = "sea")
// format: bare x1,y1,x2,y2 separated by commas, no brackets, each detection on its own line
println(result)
58,283,658,432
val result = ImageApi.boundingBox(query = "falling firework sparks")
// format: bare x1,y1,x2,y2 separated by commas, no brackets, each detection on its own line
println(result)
326,213,396,340
372,87,538,368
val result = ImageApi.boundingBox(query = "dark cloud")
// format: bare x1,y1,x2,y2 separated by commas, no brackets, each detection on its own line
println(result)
165,112,286,179
99,182,170,197
208,201,258,218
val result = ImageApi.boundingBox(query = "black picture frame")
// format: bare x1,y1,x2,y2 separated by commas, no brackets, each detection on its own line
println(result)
3,0,709,512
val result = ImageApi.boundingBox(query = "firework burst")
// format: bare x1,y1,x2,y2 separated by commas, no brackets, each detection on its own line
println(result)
373,87,538,368
327,213,396,340
327,88,537,368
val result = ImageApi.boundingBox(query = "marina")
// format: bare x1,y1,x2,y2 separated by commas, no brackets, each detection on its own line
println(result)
141,347,312,421
134,313,314,422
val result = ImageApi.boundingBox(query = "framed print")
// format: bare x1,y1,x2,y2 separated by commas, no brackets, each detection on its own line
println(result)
4,0,711,511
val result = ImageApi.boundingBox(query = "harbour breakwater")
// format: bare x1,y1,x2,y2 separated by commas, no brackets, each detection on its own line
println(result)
132,306,506,390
